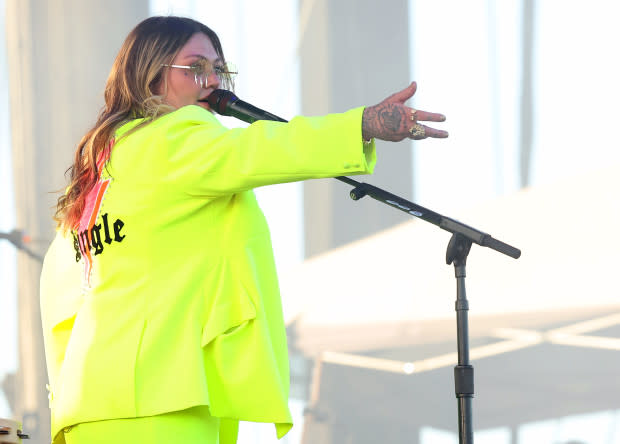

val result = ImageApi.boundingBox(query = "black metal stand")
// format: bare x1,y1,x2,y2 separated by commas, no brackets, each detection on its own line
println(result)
343,178,520,444
447,233,474,444
212,101,521,444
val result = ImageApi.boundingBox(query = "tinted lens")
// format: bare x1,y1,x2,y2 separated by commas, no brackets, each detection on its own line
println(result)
188,59,236,90
215,62,238,77
189,59,214,77
214,62,237,90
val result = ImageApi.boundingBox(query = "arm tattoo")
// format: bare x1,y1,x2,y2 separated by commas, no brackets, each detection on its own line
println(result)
362,103,408,141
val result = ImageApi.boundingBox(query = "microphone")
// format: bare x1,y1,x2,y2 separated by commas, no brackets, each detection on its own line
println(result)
205,89,287,124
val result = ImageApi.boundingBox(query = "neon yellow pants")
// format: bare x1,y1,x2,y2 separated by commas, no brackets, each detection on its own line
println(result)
63,405,220,444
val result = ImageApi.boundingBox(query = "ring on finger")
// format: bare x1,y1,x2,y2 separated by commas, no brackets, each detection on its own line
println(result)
409,123,425,138
410,109,417,121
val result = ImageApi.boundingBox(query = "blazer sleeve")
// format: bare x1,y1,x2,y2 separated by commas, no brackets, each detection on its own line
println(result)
142,105,376,197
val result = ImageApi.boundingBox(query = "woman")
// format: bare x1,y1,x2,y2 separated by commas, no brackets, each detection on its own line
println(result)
40,15,447,444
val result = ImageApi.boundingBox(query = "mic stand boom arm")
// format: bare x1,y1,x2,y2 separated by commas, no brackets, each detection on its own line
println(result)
338,176,521,259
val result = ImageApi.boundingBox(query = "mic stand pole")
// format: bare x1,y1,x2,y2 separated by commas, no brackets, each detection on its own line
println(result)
218,108,521,444
447,232,474,443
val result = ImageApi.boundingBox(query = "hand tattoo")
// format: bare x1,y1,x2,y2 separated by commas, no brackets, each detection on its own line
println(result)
362,103,409,142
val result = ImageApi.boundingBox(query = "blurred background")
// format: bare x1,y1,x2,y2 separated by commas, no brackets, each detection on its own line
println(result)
1,0,620,443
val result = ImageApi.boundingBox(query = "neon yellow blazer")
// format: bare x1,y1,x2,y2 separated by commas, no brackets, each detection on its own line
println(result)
40,105,376,443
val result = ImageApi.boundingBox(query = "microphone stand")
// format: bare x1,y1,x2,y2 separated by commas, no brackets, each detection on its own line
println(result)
212,99,521,444
329,178,519,444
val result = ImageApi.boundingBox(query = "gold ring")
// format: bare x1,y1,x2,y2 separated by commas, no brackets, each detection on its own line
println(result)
410,109,417,121
409,123,425,138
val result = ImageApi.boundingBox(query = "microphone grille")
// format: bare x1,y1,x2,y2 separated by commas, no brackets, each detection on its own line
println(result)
206,89,238,115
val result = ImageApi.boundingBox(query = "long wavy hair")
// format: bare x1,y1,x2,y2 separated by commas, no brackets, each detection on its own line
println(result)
55,16,228,230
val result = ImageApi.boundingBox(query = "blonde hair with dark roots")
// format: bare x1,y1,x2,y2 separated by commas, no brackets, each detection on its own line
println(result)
55,16,228,230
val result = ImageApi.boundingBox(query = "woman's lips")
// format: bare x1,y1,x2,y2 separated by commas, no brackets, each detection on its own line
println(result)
198,90,215,112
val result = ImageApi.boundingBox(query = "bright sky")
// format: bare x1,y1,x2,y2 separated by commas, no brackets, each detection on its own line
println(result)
410,0,620,215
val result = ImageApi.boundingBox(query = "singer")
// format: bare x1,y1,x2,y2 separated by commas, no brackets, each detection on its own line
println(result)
39,15,448,444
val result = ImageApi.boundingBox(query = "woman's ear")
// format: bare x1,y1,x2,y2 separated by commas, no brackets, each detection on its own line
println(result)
150,75,162,96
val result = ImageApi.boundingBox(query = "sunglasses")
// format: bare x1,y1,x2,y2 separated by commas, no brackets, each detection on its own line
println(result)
161,58,237,89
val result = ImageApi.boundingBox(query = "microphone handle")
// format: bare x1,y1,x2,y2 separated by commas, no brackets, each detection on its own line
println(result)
228,100,288,124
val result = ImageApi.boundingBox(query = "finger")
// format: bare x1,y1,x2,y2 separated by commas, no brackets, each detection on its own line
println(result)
409,124,449,140
411,109,446,123
387,81,417,103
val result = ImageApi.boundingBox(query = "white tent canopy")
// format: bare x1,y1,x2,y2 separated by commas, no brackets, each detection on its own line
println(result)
280,164,620,353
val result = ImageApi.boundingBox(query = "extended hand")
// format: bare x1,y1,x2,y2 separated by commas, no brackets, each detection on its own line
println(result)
362,82,448,142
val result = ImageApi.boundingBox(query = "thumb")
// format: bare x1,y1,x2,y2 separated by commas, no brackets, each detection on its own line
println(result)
387,81,417,103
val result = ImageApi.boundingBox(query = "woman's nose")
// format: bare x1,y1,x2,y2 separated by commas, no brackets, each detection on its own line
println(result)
206,71,220,89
